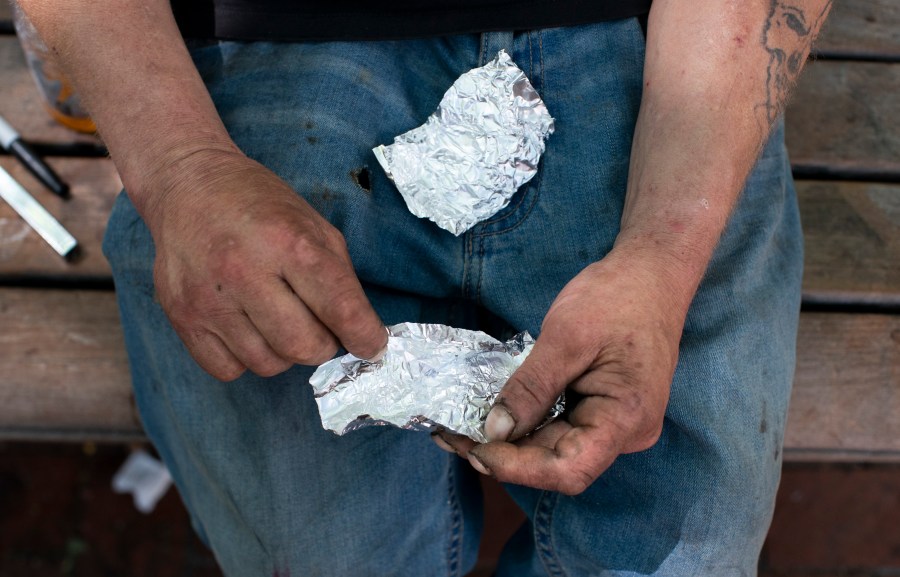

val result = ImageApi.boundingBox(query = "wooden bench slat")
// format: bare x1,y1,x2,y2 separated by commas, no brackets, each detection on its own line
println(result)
0,288,139,438
1,287,898,461
799,181,900,306
0,157,120,280
786,311,900,461
816,0,900,59
786,61,900,174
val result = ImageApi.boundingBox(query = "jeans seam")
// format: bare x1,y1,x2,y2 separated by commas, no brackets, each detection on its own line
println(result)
445,458,464,577
473,167,543,237
462,231,476,299
528,31,535,81
477,163,537,228
539,30,546,95
475,237,485,303
534,491,568,577
473,32,545,235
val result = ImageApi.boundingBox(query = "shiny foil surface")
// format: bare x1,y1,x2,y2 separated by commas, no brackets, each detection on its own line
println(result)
373,50,554,236
309,322,560,443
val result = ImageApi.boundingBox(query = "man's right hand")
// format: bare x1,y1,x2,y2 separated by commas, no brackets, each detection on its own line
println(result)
17,2,386,381
141,148,387,381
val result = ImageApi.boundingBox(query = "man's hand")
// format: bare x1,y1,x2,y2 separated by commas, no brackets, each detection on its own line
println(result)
432,0,831,494
18,0,388,382
433,251,684,495
144,149,387,381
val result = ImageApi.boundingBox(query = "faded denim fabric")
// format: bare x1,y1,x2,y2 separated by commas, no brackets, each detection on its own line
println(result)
103,19,802,577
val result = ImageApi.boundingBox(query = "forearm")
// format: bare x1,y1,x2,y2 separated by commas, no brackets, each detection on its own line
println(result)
615,0,831,316
17,1,237,226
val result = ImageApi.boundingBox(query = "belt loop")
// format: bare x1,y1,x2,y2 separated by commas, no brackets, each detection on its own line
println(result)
478,31,515,66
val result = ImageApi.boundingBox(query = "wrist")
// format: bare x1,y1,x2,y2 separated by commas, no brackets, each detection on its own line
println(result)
128,140,244,235
604,232,713,323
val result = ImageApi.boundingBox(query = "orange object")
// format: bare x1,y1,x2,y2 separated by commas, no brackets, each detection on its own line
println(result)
12,3,96,134
44,104,97,134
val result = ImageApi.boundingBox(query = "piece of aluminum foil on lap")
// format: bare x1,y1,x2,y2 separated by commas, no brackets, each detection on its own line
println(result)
373,50,554,235
309,322,564,443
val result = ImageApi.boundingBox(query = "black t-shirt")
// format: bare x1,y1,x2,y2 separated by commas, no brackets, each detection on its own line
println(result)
171,0,652,41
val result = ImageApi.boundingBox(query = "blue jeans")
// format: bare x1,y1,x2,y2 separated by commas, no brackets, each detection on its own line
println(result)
103,20,802,577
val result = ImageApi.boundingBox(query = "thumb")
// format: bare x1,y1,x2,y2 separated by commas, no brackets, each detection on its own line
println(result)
485,335,583,442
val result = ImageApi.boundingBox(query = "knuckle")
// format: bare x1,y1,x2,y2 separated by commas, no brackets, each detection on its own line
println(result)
273,339,308,363
513,370,559,406
209,247,251,285
566,319,599,348
327,289,361,327
239,346,280,376
321,287,378,351
152,278,178,311
274,326,338,365
187,337,246,381
264,325,305,359
163,298,190,326
168,308,205,342
617,388,646,416
324,227,348,252
264,219,300,251
246,354,291,378
254,359,293,378
613,386,666,452
632,420,664,452
281,333,338,366
291,233,328,269
214,363,246,382
306,339,339,365
557,466,596,496
542,311,598,355
154,277,206,324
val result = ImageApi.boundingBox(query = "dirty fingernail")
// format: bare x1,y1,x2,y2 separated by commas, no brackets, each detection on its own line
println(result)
431,432,456,454
468,453,492,476
366,330,390,363
366,346,387,363
485,404,516,442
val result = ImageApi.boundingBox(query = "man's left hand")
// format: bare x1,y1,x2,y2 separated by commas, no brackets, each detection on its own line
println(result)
433,253,685,495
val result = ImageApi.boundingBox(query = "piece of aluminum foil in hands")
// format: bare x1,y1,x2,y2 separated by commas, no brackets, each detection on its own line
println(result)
309,322,564,443
373,50,554,236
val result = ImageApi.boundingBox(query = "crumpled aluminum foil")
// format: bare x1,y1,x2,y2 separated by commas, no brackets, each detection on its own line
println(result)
373,50,554,236
309,322,563,443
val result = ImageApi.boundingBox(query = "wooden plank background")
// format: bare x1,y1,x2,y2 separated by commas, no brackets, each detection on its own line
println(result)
0,288,138,441
0,2,897,459
815,0,900,59
786,60,900,177
799,181,900,306
789,312,900,461
0,34,120,281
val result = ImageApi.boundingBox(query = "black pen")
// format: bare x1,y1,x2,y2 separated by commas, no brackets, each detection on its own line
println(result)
0,114,70,198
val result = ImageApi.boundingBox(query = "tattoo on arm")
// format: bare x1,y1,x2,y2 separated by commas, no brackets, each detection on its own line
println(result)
760,0,832,126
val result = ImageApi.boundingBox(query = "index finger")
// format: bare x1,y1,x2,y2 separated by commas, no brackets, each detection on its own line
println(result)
283,247,387,361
